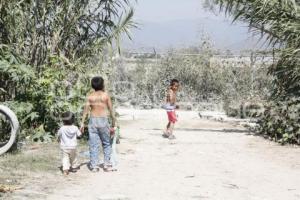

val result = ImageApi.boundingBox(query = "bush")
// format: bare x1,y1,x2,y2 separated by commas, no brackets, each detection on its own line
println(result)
0,52,105,142
257,98,300,144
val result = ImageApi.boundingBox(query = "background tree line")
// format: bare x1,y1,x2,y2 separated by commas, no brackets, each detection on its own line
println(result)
113,42,273,115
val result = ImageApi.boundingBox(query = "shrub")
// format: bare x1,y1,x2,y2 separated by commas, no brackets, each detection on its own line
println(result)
257,98,300,144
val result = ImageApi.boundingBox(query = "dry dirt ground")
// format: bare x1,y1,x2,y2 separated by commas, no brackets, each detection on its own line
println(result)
8,109,300,200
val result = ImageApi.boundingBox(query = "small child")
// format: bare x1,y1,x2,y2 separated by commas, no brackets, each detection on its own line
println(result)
162,79,180,139
57,111,82,175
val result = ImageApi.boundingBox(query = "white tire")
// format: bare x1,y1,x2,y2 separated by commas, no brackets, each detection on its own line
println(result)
0,105,20,155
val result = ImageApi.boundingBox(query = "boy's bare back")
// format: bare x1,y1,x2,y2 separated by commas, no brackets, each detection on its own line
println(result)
88,91,109,117
81,90,115,131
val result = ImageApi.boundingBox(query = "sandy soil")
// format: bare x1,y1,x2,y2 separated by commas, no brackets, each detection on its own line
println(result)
13,109,300,200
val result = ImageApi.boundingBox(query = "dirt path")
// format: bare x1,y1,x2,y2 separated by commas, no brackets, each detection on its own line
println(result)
30,109,300,199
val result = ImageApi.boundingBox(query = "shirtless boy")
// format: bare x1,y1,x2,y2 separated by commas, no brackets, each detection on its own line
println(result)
80,76,116,172
163,79,179,139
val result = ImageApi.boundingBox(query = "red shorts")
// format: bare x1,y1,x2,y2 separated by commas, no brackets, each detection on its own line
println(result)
167,111,177,123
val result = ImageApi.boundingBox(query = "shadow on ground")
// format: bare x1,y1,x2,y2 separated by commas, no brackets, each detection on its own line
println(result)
142,128,250,134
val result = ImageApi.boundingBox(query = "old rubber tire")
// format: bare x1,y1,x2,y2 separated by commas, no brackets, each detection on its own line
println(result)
0,105,19,155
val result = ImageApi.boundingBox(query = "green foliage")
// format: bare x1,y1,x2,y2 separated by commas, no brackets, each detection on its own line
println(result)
0,0,135,66
207,0,299,46
0,0,135,143
30,125,53,143
257,99,300,144
271,48,300,98
0,46,35,102
206,0,300,98
206,0,300,144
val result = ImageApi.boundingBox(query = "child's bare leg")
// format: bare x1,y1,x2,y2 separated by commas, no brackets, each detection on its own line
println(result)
168,122,175,135
163,122,171,137
168,122,176,139
165,122,171,133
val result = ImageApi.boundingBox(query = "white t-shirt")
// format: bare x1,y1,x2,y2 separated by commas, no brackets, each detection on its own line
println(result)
58,125,81,149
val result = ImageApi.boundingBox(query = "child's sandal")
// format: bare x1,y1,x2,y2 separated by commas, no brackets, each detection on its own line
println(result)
168,134,176,140
103,165,113,172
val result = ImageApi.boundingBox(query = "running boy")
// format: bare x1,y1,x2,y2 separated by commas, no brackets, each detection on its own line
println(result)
58,111,82,175
163,79,179,139
80,76,116,172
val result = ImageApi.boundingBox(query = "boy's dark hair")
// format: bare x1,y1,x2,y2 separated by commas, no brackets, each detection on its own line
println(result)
62,111,75,125
170,79,179,86
91,76,104,91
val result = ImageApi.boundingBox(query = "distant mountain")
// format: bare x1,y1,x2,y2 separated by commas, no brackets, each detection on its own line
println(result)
123,18,268,53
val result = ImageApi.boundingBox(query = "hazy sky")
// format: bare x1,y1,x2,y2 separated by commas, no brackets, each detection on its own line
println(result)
125,0,262,52
133,0,220,22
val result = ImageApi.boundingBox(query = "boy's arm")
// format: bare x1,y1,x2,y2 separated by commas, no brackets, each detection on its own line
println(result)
80,97,90,132
76,127,82,137
173,93,179,108
106,93,116,127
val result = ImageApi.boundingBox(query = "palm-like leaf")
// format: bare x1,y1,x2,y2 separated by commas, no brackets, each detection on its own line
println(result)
0,0,136,67
206,0,300,99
